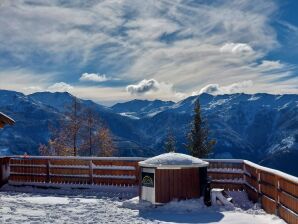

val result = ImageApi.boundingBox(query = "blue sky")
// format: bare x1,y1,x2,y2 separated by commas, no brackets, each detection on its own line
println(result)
0,0,297,105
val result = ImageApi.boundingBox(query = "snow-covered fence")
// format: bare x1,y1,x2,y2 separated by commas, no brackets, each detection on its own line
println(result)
9,156,145,187
4,156,298,223
205,159,298,224
243,161,298,224
206,159,244,191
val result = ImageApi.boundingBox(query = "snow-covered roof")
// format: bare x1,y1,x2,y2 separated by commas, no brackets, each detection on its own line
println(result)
0,112,15,128
139,153,209,168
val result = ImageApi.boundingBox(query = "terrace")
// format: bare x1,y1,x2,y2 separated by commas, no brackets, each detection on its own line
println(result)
0,156,297,223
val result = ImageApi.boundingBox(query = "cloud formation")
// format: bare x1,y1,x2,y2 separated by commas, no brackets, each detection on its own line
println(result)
220,43,254,55
47,82,74,92
195,81,253,95
79,73,109,82
258,60,284,71
126,79,159,95
0,0,297,104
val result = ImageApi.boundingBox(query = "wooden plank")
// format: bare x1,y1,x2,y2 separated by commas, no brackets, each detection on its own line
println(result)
280,191,298,214
208,172,243,180
92,169,136,176
280,178,298,198
260,171,275,186
261,195,276,214
279,205,298,224
245,174,258,190
261,183,276,200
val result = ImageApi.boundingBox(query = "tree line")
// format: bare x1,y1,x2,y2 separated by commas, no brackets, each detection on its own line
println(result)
39,97,115,157
39,97,214,159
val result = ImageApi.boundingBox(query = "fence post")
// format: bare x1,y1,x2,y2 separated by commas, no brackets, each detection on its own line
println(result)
275,175,280,216
242,161,246,191
89,160,93,185
257,169,262,204
46,159,50,183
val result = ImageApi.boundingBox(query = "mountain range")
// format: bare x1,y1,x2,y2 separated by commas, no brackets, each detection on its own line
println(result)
0,89,297,176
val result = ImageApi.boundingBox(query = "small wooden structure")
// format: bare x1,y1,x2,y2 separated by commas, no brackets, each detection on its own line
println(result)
0,112,15,128
138,153,209,204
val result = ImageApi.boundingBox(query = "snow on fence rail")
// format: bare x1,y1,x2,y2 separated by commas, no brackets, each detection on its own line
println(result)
9,156,145,187
206,159,298,224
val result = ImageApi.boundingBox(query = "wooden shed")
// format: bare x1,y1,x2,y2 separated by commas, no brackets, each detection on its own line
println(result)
0,112,15,128
139,152,209,204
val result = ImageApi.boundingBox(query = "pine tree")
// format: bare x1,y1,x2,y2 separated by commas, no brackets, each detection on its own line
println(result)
164,128,177,153
186,98,215,158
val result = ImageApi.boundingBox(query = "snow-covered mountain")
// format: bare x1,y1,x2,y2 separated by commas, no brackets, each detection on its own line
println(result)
0,90,297,176
111,99,174,119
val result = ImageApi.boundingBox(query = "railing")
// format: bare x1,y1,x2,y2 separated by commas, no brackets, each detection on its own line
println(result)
206,159,298,224
244,161,298,224
2,156,298,224
9,156,145,187
206,159,244,191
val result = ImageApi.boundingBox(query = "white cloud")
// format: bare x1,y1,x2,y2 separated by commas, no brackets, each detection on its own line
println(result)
47,82,74,92
126,79,185,101
220,43,254,55
79,73,109,82
197,84,220,95
126,79,160,95
195,81,253,95
258,60,284,71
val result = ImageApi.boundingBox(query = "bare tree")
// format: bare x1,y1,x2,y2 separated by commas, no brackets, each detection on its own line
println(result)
65,97,82,156
38,144,49,156
40,97,116,157
80,108,101,156
42,97,83,156
97,126,116,157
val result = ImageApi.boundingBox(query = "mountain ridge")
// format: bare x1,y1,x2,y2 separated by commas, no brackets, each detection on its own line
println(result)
0,89,297,175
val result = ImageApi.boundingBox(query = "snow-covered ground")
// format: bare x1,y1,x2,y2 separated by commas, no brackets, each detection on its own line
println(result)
0,185,285,224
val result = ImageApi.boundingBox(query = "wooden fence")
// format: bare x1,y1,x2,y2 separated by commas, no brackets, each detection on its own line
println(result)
3,156,298,224
244,161,298,224
9,156,144,187
206,159,244,191
206,159,298,224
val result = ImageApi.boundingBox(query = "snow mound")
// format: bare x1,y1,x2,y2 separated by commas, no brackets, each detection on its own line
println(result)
139,152,208,167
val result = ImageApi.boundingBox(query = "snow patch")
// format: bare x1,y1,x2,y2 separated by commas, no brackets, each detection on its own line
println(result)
119,112,140,120
248,96,260,101
22,196,69,205
139,152,208,167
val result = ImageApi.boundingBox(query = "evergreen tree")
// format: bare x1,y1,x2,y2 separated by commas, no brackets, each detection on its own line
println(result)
164,128,177,153
186,98,215,158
